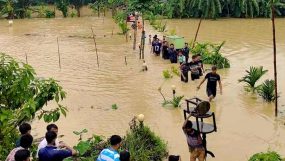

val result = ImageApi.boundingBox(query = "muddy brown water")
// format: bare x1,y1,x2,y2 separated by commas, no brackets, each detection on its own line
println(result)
1,15,285,161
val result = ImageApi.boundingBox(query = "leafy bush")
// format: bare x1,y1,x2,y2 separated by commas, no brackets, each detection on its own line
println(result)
123,122,168,161
258,79,275,102
55,0,69,17
70,9,77,17
162,69,172,79
249,151,282,161
118,21,129,35
191,41,230,69
0,53,67,160
162,95,184,108
45,9,55,18
239,66,268,93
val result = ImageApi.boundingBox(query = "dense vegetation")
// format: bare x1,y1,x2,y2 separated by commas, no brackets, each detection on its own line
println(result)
64,119,168,161
239,66,276,102
249,151,282,161
1,0,285,19
0,53,67,160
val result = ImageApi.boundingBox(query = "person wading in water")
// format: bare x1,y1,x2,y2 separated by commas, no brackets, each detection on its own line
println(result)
182,115,205,161
197,66,222,102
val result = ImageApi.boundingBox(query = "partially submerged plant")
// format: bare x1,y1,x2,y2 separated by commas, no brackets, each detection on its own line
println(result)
258,79,276,102
123,120,168,161
248,151,282,161
162,96,184,108
191,41,230,69
112,104,118,110
239,66,268,93
162,69,172,79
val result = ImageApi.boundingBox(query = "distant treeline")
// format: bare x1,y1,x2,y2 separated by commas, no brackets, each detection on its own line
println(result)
1,0,285,19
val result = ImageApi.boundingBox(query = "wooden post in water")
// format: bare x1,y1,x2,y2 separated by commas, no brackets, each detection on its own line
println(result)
125,56,127,65
271,1,278,117
193,18,202,48
25,52,28,64
141,14,145,59
133,15,138,50
57,37,61,69
91,27,100,69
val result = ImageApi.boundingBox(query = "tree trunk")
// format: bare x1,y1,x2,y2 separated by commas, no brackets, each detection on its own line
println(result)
97,6,100,17
192,18,202,48
76,6,80,17
271,2,278,117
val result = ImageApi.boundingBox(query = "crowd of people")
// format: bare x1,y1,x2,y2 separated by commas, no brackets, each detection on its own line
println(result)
6,123,184,161
150,34,222,102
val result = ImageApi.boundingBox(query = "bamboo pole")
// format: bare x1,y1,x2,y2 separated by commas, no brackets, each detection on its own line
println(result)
57,37,61,69
133,15,138,50
25,52,28,64
141,14,145,59
271,2,278,117
125,56,127,65
91,27,100,69
192,18,202,48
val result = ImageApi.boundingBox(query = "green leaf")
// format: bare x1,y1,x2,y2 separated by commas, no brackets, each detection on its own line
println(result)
74,141,91,155
111,104,118,110
73,131,81,135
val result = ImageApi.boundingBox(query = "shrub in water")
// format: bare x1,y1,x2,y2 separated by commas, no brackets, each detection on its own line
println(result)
248,151,282,161
191,41,230,69
123,123,168,161
239,66,268,93
258,79,275,102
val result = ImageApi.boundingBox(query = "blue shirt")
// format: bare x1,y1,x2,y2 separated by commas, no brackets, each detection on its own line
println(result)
97,148,120,161
38,146,72,161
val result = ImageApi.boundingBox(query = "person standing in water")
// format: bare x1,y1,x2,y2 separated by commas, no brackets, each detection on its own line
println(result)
183,43,190,63
197,66,222,102
182,116,205,161
178,50,186,65
196,54,204,76
168,44,177,63
153,39,162,56
189,55,200,81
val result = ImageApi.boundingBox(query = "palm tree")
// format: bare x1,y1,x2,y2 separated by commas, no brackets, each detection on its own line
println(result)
228,0,259,18
190,0,222,47
239,66,268,93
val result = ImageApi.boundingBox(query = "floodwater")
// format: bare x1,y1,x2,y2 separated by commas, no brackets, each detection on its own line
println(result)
1,14,285,161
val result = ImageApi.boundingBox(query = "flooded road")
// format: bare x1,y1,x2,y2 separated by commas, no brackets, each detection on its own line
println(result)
0,16,285,160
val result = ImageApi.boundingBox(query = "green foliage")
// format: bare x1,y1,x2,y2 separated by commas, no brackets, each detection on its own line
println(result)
0,53,67,160
191,41,230,69
45,8,55,18
123,123,168,161
111,104,118,110
239,66,268,92
55,0,68,17
162,69,172,79
249,151,282,161
118,21,129,34
168,29,176,36
162,95,184,108
70,9,76,17
258,79,276,102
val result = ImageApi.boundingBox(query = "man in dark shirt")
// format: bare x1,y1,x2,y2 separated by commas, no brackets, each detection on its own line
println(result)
162,41,169,59
38,131,77,161
189,55,200,81
168,44,177,63
182,115,205,161
197,66,223,102
182,43,190,63
196,54,204,76
152,39,162,56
